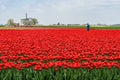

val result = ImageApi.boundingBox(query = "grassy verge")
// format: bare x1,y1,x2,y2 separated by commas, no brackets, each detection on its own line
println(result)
91,26,120,30
36,25,120,30
0,26,120,30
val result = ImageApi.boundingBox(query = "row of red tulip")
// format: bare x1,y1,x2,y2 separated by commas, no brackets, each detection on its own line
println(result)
0,61,120,71
0,29,120,70
0,54,120,62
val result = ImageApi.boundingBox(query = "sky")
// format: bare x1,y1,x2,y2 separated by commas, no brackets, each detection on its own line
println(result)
0,0,120,25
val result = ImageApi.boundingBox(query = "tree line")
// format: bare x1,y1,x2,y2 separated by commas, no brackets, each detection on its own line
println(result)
7,18,38,26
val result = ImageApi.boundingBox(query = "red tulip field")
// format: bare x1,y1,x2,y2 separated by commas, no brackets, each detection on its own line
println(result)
0,29,120,80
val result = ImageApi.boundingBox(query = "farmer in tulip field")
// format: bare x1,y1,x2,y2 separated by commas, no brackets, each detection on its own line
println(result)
86,23,90,31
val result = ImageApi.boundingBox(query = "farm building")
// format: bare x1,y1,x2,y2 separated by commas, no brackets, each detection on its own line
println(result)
20,13,33,26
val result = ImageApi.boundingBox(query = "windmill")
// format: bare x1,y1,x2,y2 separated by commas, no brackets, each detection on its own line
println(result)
25,13,29,26
21,13,32,26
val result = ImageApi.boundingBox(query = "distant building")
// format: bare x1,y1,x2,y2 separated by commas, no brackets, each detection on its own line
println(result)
20,13,33,26
67,24,80,26
111,24,120,27
14,23,19,27
96,24,108,26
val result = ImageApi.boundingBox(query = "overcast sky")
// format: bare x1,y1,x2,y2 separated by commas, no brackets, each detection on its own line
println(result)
0,0,120,25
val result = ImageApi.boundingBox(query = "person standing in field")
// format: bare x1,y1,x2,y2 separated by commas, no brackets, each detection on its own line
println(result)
86,23,90,31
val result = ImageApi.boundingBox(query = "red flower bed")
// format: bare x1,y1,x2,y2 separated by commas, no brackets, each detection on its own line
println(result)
0,29,120,70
